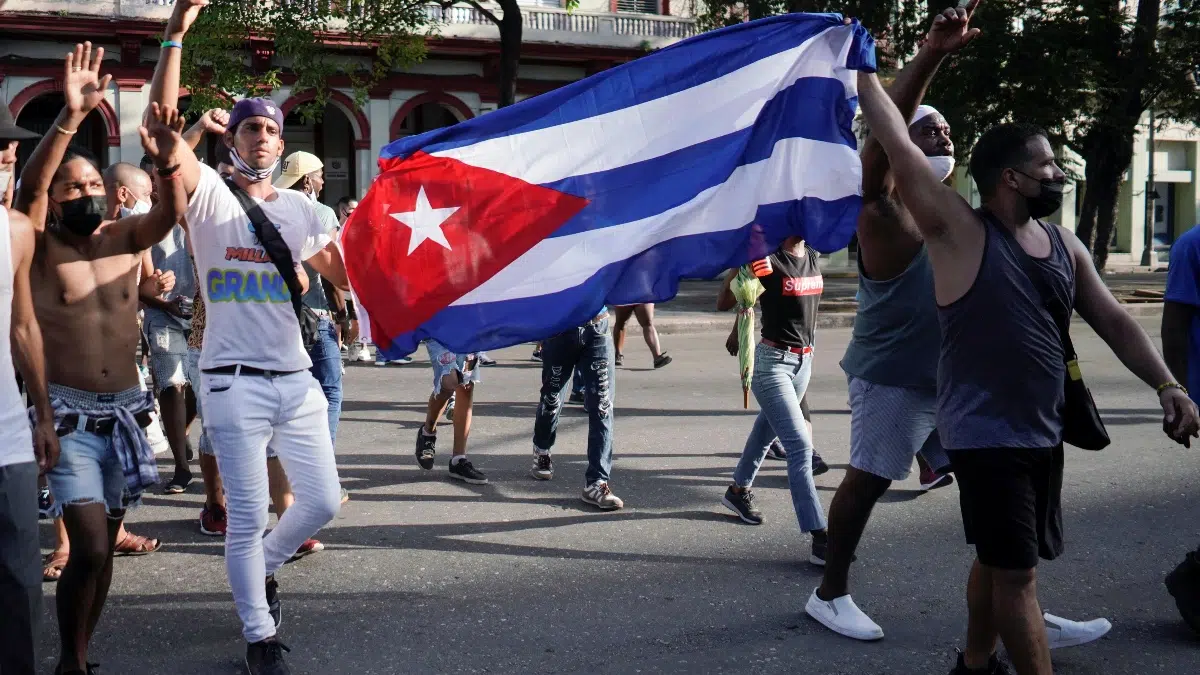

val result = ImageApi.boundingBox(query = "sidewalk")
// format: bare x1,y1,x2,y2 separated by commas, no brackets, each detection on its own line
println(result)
654,272,1167,335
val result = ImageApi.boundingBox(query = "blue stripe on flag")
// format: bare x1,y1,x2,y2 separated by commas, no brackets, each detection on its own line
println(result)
381,14,860,161
374,194,860,358
542,77,858,239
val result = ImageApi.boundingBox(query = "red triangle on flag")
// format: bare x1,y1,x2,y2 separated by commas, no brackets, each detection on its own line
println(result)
342,151,590,344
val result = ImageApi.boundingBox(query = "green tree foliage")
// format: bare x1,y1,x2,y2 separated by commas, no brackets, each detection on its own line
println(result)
180,0,431,120
694,0,1200,269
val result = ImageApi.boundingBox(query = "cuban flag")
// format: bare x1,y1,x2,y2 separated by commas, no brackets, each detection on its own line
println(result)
342,13,875,358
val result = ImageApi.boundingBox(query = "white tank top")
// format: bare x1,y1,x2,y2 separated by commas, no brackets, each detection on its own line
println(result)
0,207,34,467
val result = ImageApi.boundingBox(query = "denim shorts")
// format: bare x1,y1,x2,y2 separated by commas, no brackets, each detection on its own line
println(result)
145,314,189,391
426,340,481,395
184,349,212,455
45,429,127,519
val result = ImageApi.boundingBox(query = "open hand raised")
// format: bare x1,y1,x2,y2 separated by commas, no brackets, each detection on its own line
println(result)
63,42,112,116
138,103,187,170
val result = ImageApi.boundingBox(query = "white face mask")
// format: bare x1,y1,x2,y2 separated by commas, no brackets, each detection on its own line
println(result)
118,198,151,219
926,155,956,182
306,190,319,205
0,170,11,195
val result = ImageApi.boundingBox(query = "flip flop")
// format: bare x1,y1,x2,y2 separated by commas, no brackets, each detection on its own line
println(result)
43,550,68,582
114,531,162,556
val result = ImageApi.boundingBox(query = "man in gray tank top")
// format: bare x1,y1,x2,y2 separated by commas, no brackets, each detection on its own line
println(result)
806,8,968,643
857,7,1200,674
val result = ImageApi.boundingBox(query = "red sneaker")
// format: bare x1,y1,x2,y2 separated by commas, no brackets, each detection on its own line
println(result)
919,466,954,491
199,504,227,536
289,539,325,562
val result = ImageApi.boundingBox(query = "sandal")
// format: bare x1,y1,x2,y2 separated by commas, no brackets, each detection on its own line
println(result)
163,471,193,495
43,550,68,582
114,531,162,556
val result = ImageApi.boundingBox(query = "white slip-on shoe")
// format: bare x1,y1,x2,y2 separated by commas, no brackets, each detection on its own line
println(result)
1044,612,1112,649
805,587,884,641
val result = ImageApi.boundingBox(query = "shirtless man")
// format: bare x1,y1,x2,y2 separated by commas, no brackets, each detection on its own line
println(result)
0,96,59,675
856,7,1199,673
13,43,189,674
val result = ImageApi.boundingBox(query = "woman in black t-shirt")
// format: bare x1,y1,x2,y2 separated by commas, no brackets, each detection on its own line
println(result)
717,238,831,563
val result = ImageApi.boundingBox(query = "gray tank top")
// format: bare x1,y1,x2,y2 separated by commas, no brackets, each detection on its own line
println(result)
841,246,940,390
936,213,1075,450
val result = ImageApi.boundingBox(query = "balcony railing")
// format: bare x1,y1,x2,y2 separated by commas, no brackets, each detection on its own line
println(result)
0,1,698,43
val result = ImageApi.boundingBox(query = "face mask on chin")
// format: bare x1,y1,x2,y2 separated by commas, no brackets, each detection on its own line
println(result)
229,147,279,183
54,195,108,237
1013,169,1066,219
925,155,956,182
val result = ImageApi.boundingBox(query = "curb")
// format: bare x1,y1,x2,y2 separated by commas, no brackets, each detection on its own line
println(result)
655,303,1163,335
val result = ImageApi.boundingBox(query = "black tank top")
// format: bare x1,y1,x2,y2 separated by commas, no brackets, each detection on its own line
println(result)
757,245,823,349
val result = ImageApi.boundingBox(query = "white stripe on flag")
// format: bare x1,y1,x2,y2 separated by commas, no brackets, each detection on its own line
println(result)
450,136,860,306
432,25,859,186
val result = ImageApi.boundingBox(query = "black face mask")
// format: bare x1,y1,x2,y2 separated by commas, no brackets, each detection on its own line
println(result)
54,195,107,237
1012,169,1065,220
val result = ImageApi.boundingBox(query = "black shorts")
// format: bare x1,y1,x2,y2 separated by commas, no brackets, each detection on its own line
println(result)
946,445,1064,570
346,298,358,320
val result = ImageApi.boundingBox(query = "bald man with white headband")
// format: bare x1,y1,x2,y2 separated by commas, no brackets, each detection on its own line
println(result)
805,6,1111,651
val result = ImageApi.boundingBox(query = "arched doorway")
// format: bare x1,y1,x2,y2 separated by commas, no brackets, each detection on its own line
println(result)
389,93,474,141
396,102,462,136
14,93,109,170
281,99,363,208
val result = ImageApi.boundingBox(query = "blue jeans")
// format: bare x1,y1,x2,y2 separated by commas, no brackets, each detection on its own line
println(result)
533,316,615,486
571,365,584,396
307,318,343,447
733,343,826,533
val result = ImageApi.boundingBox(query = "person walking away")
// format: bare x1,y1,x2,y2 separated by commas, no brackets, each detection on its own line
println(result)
531,306,624,509
613,303,671,368
855,13,1200,672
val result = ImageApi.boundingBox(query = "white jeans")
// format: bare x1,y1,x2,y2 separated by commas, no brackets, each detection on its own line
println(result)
200,368,341,643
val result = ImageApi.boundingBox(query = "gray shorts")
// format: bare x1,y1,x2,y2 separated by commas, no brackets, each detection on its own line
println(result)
847,375,946,481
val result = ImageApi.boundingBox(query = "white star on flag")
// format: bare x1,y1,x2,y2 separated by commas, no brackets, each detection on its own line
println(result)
389,186,459,255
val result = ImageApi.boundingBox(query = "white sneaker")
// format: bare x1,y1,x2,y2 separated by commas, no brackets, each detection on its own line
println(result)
347,343,363,362
805,588,884,641
1044,612,1111,649
581,481,624,510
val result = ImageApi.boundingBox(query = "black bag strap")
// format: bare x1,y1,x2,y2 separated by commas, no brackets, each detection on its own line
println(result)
223,177,306,331
977,208,1078,361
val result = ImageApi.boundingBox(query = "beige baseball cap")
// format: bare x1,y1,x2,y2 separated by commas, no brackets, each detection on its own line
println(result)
274,151,324,189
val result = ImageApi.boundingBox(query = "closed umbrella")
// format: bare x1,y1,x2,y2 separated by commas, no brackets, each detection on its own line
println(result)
730,266,765,409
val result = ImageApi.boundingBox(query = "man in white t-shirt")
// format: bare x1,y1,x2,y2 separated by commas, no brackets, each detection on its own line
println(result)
150,5,350,670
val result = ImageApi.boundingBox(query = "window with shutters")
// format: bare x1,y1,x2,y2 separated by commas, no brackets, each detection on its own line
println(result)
615,0,659,14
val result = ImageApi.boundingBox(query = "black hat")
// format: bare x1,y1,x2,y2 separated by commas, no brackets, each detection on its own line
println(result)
0,102,40,142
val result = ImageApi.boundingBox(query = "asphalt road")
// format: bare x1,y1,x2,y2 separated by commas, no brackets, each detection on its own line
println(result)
35,319,1200,674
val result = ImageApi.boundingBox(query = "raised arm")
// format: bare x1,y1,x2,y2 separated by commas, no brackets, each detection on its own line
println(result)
109,104,189,252
7,209,59,472
147,0,207,119
855,68,976,244
14,43,112,230
181,108,229,151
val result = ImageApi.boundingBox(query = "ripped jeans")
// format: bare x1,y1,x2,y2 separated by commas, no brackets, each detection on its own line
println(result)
533,315,615,486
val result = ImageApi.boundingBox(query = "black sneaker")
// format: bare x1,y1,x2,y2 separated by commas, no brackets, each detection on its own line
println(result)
812,452,830,476
765,439,786,461
266,575,281,629
721,486,763,525
531,453,554,480
415,427,436,470
568,391,585,405
948,651,1012,674
444,398,455,421
1166,550,1200,635
246,638,291,675
448,458,488,485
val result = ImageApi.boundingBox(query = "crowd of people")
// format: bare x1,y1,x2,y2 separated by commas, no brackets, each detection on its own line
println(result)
0,2,1199,675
